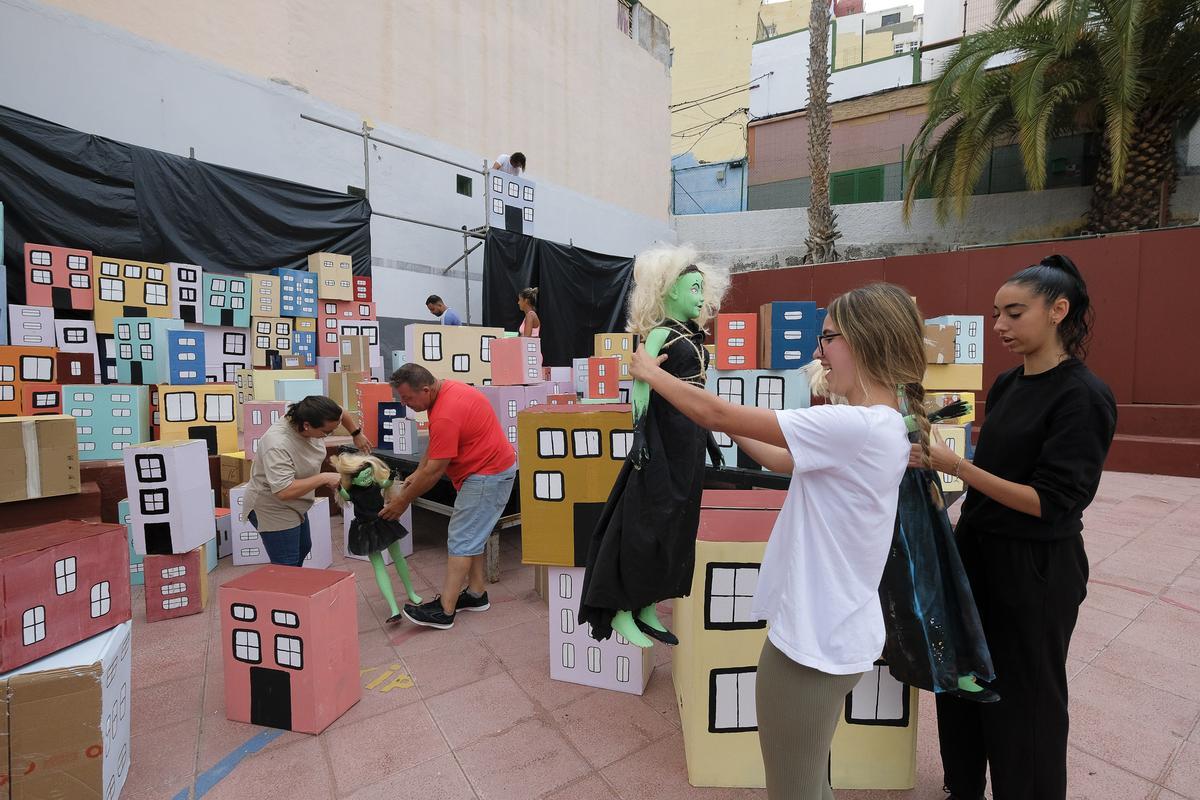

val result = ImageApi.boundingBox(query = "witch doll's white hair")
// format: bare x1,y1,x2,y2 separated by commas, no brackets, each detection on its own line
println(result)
625,244,729,338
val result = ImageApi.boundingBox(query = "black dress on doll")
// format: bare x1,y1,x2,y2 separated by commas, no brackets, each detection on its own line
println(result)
578,319,722,641
345,481,410,557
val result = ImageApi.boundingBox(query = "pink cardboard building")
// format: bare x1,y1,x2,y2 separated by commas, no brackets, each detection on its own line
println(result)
476,382,550,449
242,400,288,457
0,520,132,672
143,545,209,622
220,565,360,733
548,566,653,694
490,336,543,385
586,357,620,401
24,243,94,311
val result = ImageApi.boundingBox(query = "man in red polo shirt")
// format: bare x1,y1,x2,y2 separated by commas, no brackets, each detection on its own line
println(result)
380,363,516,629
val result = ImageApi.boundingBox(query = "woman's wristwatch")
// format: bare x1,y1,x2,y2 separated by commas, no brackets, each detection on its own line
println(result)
350,427,363,438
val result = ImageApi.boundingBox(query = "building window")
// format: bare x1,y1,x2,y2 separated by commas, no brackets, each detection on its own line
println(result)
756,376,785,410
706,563,764,630
211,278,227,292
161,565,187,579
272,610,299,628
22,606,46,645
181,287,197,302
232,603,257,621
210,294,226,308
30,268,52,284
456,174,473,196
275,322,290,336
33,392,57,408
145,283,167,306
256,321,271,335
30,249,51,266
729,355,746,365
717,377,744,405
572,429,601,458
140,489,169,515
231,280,246,293
561,642,575,669
275,635,303,669
205,394,235,422
55,556,77,594
507,425,517,443
256,335,271,349
560,608,575,634
597,364,606,377
64,327,88,344
452,354,470,372
99,277,125,302
533,471,564,501
70,273,91,289
224,333,246,355
233,629,261,663
100,261,119,277
480,336,495,362
70,362,83,377
89,582,112,617
136,454,166,482
140,345,154,361
727,337,745,348
714,431,732,448
163,597,189,610
709,668,758,733
846,662,910,725
124,264,141,279
537,429,567,458
161,582,187,596
119,344,133,361
728,320,745,330
423,332,442,361
611,430,634,460
180,267,197,282
0,366,11,381
165,392,198,422
881,11,901,25
587,646,602,673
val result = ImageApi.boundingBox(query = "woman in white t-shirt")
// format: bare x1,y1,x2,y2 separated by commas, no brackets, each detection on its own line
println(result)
629,283,929,799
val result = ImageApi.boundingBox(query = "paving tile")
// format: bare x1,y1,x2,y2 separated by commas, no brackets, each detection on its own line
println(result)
508,652,600,712
1095,551,1182,591
1068,605,1131,662
426,671,539,749
389,612,482,657
1069,696,1186,781
1117,540,1200,575
1073,664,1200,739
1091,639,1200,703
326,658,423,732
194,711,303,774
1084,529,1137,564
131,673,204,736
552,687,678,769
322,700,450,796
452,595,540,635
1062,745,1157,800
1111,602,1200,665
1163,740,1200,799
347,752,478,800
455,717,591,800
121,717,203,800
405,637,506,699
541,772,622,800
479,617,553,670
203,735,333,800
640,664,681,727
1083,580,1156,620
600,733,761,800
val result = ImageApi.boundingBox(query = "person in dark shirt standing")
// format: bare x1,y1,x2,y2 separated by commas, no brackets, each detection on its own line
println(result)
914,255,1116,800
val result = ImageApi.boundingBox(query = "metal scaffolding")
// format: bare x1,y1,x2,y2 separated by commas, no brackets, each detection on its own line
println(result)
301,113,493,321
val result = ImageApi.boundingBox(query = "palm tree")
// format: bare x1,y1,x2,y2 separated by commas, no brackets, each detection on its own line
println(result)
804,0,841,263
903,0,1200,233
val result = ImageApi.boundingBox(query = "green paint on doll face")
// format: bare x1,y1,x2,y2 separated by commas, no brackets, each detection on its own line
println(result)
352,465,375,487
665,272,704,321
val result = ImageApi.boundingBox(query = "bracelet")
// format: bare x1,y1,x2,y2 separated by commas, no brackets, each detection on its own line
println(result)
350,428,363,438
952,455,964,478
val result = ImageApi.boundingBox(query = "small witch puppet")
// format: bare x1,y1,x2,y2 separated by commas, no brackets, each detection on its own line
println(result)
578,244,728,648
329,452,422,624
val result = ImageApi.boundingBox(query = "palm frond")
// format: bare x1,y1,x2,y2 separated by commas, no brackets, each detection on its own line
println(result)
1094,0,1149,187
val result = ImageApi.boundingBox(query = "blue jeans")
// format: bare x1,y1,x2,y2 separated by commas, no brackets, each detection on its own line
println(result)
447,465,516,557
250,511,312,567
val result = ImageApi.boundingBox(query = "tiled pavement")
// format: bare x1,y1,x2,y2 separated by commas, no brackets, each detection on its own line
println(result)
123,471,1200,800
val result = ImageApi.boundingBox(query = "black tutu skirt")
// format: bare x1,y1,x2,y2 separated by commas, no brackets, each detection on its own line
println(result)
345,481,409,557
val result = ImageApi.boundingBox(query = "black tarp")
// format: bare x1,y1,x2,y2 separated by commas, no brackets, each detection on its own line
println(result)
482,227,635,366
0,104,371,305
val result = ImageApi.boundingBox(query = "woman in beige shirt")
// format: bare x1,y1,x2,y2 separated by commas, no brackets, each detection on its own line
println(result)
243,396,372,566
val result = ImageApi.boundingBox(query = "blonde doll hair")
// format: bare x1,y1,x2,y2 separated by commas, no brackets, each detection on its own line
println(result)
328,453,392,507
625,244,729,338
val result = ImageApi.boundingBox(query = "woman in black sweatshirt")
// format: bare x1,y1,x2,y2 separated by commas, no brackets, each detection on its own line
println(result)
917,255,1117,800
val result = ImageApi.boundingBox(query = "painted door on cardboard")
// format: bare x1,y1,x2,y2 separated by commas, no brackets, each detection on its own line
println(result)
250,666,292,730
189,425,219,455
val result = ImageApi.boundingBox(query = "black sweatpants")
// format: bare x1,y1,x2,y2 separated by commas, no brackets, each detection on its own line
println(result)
936,529,1088,800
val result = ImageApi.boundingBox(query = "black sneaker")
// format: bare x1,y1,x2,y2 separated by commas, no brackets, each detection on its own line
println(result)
455,589,491,612
402,596,455,630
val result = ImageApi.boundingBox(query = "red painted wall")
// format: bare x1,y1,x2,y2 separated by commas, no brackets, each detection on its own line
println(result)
726,227,1200,406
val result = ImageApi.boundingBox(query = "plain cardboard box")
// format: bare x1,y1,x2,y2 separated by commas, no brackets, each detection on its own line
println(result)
338,335,371,374
924,363,984,391
220,452,253,506
0,415,80,503
923,323,956,364
0,621,132,800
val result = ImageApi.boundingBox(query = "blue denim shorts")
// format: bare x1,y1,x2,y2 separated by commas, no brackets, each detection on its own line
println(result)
447,465,516,557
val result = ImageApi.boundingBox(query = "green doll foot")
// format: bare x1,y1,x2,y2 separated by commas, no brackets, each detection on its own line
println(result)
612,610,654,648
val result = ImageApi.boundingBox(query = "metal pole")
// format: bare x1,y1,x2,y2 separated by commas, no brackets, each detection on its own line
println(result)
301,113,485,175
371,210,486,237
463,230,471,323
361,121,372,199
441,241,483,274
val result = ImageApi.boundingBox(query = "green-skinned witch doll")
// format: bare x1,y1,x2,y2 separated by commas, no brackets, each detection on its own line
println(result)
329,452,421,624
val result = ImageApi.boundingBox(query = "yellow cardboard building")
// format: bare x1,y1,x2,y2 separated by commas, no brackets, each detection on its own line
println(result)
308,252,353,300
592,332,634,380
157,383,240,456
674,490,918,790
249,273,281,317
403,323,505,386
250,317,294,367
91,256,173,334
517,404,634,566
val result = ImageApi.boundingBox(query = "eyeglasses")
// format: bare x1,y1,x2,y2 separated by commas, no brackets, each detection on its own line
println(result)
816,332,843,356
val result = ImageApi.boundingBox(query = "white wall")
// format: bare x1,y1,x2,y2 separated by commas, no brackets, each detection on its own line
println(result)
0,0,674,323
